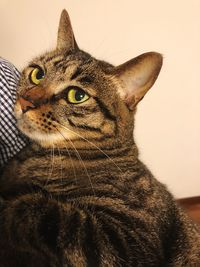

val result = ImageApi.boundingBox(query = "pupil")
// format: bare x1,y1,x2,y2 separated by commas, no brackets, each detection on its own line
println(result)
36,68,44,80
75,90,85,101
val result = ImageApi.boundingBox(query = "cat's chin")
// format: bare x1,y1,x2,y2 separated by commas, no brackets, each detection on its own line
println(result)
23,129,76,148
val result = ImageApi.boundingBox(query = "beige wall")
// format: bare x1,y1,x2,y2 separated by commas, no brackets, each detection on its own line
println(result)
1,0,200,198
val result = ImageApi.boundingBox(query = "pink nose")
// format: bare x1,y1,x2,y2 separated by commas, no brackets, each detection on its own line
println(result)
18,97,36,113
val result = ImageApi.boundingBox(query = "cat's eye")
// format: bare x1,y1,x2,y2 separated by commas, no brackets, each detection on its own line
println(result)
29,66,45,85
67,88,90,104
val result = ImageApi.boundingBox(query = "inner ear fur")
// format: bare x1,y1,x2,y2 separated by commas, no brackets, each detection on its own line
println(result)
114,52,163,110
57,9,79,51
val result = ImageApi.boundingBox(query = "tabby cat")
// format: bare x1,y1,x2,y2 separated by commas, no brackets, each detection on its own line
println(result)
0,9,200,267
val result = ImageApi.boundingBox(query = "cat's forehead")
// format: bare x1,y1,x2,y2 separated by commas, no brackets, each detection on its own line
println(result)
31,50,91,71
24,49,114,93
30,49,113,75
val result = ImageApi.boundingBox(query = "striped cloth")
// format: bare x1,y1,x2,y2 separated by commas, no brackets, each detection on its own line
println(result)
0,57,28,166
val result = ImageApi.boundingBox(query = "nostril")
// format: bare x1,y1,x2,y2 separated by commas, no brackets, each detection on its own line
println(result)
18,97,36,113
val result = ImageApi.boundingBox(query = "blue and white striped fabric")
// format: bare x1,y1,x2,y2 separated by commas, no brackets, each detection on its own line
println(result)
0,57,27,166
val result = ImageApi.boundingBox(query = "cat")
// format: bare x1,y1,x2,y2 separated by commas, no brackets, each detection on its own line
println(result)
0,9,200,267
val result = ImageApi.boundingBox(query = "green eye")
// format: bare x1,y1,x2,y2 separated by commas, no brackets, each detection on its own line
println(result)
29,66,45,85
67,88,90,104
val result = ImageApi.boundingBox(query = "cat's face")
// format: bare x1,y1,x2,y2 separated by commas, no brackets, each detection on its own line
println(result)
15,50,121,148
15,10,162,149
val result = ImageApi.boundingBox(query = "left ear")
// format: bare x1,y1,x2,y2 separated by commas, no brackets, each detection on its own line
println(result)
113,52,163,110
57,9,79,51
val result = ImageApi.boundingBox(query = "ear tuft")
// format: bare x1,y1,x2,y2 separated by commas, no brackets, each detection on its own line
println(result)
57,9,79,51
114,52,163,110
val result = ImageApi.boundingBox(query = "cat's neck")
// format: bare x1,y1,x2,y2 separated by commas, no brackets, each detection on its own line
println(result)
13,140,139,176
31,139,138,159
1,140,144,196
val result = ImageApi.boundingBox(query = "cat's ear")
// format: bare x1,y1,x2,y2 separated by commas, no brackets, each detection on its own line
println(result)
114,52,163,110
57,9,79,51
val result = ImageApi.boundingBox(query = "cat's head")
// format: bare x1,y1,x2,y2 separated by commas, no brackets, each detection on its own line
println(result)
15,10,162,150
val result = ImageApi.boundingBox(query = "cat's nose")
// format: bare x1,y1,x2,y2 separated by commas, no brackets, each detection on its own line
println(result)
18,96,36,113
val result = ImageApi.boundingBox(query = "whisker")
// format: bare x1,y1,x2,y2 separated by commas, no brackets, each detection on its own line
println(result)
67,139,96,196
56,122,123,174
45,144,55,187
55,127,96,195
57,147,63,181
56,128,78,185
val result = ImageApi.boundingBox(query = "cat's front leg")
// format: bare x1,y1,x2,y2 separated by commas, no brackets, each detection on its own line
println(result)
0,193,130,267
0,192,163,267
0,192,62,267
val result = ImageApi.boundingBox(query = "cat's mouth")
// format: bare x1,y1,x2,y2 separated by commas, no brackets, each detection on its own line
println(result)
15,100,76,148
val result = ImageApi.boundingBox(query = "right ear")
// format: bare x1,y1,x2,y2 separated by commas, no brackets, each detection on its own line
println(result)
57,9,79,51
113,52,163,110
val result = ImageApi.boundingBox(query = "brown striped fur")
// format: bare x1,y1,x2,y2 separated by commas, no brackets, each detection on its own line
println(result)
0,10,200,267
